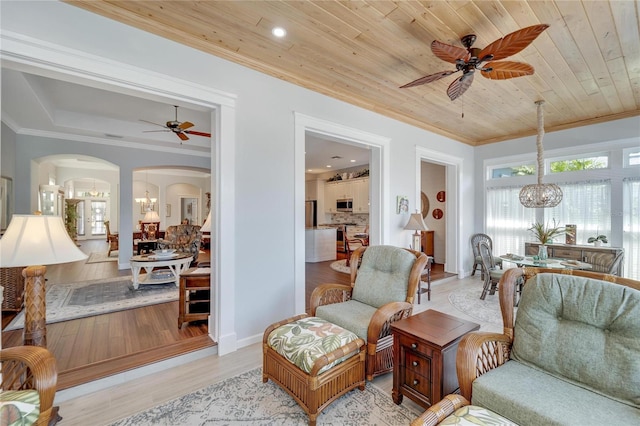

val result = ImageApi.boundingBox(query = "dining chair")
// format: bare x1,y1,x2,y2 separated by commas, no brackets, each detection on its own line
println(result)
588,251,625,276
470,233,502,279
478,241,505,300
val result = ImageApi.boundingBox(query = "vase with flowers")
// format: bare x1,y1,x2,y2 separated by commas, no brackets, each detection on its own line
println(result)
528,219,565,260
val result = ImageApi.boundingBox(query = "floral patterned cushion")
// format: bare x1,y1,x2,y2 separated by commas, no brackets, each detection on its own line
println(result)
0,390,40,426
267,316,360,374
441,405,517,425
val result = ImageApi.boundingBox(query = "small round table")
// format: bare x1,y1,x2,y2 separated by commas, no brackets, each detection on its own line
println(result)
129,253,193,289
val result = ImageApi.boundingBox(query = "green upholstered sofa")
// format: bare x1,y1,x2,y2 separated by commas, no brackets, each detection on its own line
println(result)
413,267,640,426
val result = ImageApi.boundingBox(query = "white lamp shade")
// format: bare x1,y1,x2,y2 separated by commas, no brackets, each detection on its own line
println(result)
0,215,88,267
201,211,211,233
404,213,429,231
143,210,161,222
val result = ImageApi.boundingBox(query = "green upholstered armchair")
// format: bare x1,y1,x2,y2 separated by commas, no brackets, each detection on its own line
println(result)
310,245,428,380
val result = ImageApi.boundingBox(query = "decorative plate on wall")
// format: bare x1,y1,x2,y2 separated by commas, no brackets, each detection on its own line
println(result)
421,192,429,218
437,191,446,202
433,208,443,219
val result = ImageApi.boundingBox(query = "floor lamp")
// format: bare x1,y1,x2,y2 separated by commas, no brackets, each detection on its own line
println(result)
0,214,87,346
404,211,429,252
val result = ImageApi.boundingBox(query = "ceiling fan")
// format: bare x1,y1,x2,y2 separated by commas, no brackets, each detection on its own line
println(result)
400,24,549,101
140,105,211,142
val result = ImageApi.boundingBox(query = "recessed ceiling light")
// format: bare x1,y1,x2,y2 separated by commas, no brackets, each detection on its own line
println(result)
326,165,332,168
307,169,312,172
350,159,356,162
272,27,286,38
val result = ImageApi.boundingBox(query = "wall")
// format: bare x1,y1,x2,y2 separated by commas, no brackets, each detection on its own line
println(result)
421,162,446,263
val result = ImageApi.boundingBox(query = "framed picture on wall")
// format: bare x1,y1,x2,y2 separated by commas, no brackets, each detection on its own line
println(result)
166,204,171,217
397,196,409,214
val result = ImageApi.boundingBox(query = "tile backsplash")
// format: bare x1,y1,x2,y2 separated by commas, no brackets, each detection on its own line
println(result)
330,213,369,226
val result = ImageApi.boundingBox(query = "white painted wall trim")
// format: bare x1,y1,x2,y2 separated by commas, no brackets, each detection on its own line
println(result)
294,113,390,314
1,31,239,354
415,146,463,277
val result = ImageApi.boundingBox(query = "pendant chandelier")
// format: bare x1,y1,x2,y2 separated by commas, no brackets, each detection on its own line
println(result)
88,179,99,197
519,100,562,208
135,172,157,211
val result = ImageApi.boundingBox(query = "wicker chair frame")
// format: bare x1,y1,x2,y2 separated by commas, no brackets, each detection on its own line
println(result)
0,345,59,426
456,267,640,402
309,246,429,380
412,268,640,426
104,220,119,257
470,233,502,279
262,314,365,426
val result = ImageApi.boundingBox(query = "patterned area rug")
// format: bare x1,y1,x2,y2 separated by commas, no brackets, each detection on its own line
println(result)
109,367,420,425
5,276,177,331
448,284,507,326
86,251,118,263
330,259,351,274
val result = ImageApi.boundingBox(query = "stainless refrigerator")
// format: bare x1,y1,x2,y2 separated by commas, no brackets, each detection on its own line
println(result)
305,200,317,228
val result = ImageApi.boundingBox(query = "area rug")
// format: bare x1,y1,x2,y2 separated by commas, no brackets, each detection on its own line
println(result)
330,259,351,274
86,251,118,263
109,367,420,426
4,276,178,331
448,284,510,326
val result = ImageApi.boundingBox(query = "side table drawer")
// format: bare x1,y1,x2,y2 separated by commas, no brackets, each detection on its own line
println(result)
398,334,433,358
403,368,431,399
404,351,431,377
552,248,581,260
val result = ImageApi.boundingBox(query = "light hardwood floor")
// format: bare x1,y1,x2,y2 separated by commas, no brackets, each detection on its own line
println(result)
57,274,502,425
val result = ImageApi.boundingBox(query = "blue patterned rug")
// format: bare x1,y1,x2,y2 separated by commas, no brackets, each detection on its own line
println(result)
109,368,421,425
4,276,177,331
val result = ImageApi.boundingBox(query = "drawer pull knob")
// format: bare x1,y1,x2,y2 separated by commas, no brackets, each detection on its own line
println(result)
411,343,418,349
413,379,419,386
412,361,419,367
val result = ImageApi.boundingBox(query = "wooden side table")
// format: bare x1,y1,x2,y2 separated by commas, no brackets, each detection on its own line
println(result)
391,309,479,408
178,267,211,328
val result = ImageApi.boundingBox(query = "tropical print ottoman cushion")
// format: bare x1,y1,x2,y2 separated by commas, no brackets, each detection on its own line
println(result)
441,405,517,425
0,390,40,426
267,316,359,374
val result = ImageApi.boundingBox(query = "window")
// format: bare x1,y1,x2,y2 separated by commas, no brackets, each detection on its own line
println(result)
545,180,611,245
623,177,640,280
549,156,608,173
486,186,536,255
624,147,640,167
489,163,535,179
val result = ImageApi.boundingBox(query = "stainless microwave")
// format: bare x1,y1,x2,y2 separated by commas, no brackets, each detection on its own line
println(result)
336,198,353,212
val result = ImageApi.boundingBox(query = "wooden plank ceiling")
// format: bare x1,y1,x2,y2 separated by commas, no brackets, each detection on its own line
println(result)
67,1,640,146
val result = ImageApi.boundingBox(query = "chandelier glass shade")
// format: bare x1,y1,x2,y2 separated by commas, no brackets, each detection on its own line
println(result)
135,172,157,211
519,100,562,208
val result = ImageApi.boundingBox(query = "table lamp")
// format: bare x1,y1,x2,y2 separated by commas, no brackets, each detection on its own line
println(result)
404,211,429,252
143,210,161,239
200,211,211,233
0,213,87,346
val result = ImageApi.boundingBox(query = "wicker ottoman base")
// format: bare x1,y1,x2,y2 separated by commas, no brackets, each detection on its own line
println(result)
263,314,366,426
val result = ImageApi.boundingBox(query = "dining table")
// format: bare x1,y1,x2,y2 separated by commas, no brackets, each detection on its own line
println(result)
499,254,592,270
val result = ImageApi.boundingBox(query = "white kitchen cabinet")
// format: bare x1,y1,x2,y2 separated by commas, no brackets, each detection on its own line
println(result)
324,181,339,213
352,177,369,213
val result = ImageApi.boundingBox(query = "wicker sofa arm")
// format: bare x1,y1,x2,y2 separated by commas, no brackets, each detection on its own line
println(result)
1,346,58,426
410,394,470,426
309,283,353,316
456,331,513,401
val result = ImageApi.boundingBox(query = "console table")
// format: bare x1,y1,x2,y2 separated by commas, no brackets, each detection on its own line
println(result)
524,242,623,276
179,267,211,328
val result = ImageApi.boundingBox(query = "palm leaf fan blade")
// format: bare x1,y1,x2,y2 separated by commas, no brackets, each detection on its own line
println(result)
447,73,474,101
481,61,535,80
177,132,189,141
179,121,194,130
430,40,471,63
400,70,456,88
478,24,549,61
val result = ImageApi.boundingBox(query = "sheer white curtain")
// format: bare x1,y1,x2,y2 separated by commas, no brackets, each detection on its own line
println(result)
623,177,640,279
546,180,611,244
486,186,536,256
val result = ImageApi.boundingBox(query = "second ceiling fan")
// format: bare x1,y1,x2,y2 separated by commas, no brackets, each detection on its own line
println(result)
141,105,211,142
401,24,549,101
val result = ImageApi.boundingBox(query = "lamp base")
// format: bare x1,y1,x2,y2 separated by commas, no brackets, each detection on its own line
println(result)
23,265,48,347
412,232,422,253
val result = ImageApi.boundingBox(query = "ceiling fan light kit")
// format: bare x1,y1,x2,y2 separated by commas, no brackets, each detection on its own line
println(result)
519,100,563,208
401,24,549,101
